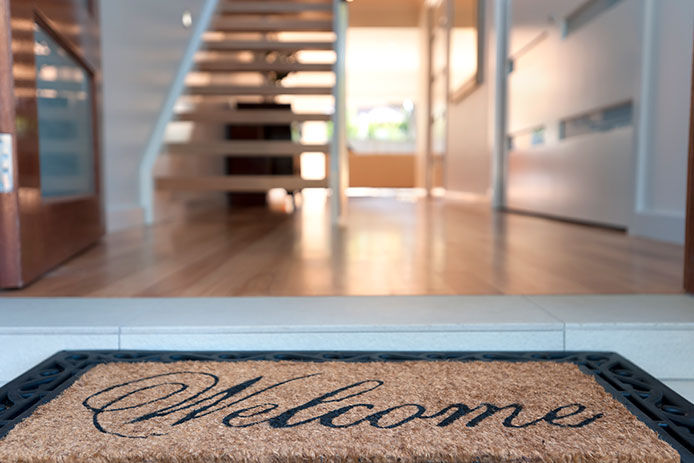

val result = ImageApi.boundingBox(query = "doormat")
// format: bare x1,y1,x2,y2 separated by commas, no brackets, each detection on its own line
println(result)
0,353,688,463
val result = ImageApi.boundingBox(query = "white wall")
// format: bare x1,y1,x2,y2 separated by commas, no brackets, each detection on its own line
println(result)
347,28,421,107
631,0,694,243
445,0,693,244
445,0,497,198
505,0,642,228
446,83,491,196
100,0,208,232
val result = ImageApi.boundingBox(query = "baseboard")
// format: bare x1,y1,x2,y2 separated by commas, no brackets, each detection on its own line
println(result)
445,189,491,203
629,209,685,244
153,193,228,224
106,196,227,234
105,205,146,232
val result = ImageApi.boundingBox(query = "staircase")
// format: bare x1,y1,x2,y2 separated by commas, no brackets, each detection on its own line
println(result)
155,0,340,198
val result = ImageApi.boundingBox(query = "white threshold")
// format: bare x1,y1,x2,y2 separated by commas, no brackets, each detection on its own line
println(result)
0,295,693,401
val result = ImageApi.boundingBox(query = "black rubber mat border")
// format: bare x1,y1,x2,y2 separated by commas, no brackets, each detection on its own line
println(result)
0,350,692,461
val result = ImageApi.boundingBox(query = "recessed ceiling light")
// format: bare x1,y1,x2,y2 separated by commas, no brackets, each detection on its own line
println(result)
182,10,193,28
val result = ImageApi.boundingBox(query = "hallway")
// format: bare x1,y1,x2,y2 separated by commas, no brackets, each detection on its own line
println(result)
4,192,684,296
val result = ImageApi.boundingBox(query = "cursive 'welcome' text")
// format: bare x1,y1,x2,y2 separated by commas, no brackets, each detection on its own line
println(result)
82,371,603,439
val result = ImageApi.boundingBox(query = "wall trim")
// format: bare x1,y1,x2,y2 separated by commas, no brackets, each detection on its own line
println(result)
106,205,145,233
138,0,219,224
629,209,685,244
445,189,491,203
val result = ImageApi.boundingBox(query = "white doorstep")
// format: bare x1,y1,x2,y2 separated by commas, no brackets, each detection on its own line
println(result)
0,295,692,396
664,380,694,403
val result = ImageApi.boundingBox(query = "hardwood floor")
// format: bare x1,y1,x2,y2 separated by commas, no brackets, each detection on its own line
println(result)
2,192,685,296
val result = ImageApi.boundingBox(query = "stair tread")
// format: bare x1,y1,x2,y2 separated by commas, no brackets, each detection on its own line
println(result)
194,61,334,72
212,18,333,32
219,1,332,14
186,85,334,96
176,110,332,123
156,175,328,192
204,39,335,51
166,140,330,155
162,2,335,193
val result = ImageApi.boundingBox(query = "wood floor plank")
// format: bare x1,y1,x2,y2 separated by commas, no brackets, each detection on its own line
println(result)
1,197,684,297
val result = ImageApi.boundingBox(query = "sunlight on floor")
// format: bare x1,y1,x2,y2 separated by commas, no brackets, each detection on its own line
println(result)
2,195,685,297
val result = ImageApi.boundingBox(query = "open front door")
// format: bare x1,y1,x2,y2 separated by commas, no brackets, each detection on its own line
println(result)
0,0,103,288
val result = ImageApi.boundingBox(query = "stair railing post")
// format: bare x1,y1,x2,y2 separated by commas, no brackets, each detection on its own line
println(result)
330,0,348,225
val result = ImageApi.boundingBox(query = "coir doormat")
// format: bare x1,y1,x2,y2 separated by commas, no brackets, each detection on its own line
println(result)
0,352,692,463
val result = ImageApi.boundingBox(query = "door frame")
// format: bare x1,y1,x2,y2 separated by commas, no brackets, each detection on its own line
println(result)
683,38,694,293
0,0,21,287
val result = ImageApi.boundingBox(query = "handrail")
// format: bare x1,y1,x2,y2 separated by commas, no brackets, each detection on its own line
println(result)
139,0,219,224
330,0,349,225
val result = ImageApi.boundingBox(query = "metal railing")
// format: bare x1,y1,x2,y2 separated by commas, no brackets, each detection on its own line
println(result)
329,0,348,225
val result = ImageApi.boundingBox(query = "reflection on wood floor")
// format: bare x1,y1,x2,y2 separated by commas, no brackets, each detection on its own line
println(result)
3,191,684,296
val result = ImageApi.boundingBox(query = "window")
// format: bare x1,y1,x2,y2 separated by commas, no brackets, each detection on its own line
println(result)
347,102,416,154
559,101,633,139
564,0,623,37
449,0,483,101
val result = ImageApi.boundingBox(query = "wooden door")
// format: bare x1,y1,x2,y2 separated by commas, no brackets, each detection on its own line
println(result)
0,0,103,288
684,37,694,293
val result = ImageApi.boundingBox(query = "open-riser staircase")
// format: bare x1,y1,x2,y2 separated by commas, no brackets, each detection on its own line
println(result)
156,0,338,196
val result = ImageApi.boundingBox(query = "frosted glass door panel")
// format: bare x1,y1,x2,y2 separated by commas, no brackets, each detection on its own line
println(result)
34,24,95,198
